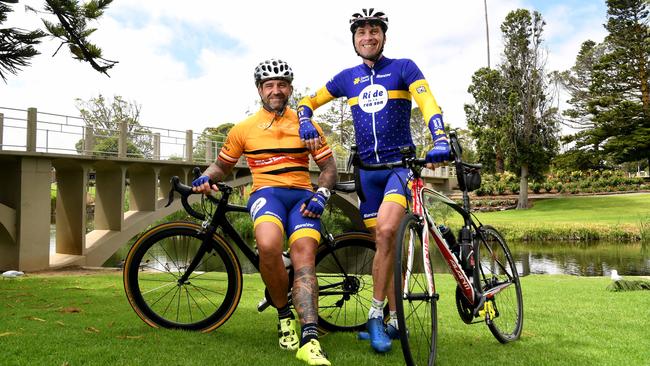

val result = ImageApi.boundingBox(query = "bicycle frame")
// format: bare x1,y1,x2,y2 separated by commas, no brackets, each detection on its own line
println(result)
168,177,260,279
411,178,477,305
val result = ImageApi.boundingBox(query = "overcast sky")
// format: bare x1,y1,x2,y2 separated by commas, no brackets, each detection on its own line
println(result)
1,0,608,135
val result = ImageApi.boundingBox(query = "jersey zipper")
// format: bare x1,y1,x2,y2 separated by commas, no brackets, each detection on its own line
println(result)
370,68,380,163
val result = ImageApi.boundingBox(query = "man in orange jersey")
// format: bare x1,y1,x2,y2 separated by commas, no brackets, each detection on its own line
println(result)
192,59,335,366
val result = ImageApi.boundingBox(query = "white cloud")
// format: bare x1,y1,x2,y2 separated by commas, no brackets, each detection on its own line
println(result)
1,0,607,141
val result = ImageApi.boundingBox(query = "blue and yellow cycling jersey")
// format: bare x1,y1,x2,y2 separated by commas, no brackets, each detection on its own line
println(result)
298,56,443,164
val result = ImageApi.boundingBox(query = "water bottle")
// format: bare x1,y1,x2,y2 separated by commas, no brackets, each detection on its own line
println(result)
438,225,459,258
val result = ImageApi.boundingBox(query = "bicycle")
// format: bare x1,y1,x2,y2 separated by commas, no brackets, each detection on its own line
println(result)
352,131,523,366
123,174,378,333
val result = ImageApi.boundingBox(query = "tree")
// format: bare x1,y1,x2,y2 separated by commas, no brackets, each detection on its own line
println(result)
596,0,650,168
193,123,233,163
500,9,559,208
317,97,353,152
558,0,649,171
75,94,152,158
464,67,509,173
0,0,116,82
557,41,610,170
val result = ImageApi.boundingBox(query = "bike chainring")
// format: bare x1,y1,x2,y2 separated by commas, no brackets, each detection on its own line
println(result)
455,285,475,324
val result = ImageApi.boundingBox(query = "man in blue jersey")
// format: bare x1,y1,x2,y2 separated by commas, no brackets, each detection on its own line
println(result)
297,8,450,353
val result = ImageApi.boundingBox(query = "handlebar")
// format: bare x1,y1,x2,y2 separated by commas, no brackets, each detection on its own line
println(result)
164,175,233,221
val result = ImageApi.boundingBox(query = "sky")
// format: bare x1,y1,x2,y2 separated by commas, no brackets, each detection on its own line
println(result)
0,0,609,136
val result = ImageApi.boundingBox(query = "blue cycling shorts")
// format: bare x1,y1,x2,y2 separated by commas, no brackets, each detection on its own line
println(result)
247,187,321,246
359,167,412,228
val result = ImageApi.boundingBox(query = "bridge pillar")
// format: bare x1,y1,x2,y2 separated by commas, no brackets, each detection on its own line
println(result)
0,156,19,270
128,165,156,211
53,162,89,256
13,157,51,270
94,162,126,231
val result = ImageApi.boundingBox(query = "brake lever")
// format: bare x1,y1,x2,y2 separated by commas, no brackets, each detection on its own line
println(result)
165,186,174,207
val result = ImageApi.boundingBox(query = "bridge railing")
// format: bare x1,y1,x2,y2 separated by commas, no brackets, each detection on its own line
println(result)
0,106,449,177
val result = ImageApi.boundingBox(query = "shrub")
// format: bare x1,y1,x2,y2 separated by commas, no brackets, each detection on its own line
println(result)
495,182,507,195
509,182,520,194
543,182,554,193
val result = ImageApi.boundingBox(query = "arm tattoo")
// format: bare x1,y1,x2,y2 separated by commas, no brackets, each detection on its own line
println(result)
316,156,337,190
292,266,318,325
204,159,234,182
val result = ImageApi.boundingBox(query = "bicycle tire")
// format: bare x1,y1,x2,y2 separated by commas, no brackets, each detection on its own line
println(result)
395,214,437,366
124,221,243,332
315,232,377,332
475,225,523,343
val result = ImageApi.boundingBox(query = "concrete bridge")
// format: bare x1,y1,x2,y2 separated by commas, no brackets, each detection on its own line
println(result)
0,107,454,271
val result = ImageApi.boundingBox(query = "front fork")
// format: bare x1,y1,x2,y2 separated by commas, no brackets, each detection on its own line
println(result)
178,222,215,285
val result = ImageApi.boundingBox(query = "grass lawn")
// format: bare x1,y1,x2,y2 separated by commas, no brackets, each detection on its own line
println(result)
475,193,650,225
1,271,648,365
463,193,650,241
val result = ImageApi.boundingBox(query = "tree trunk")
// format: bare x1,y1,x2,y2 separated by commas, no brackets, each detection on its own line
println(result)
495,148,505,173
517,164,529,209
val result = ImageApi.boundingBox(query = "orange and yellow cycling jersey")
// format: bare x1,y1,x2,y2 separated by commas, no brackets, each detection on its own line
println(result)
218,107,332,192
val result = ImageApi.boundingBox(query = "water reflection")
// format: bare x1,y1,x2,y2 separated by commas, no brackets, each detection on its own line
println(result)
430,241,650,277
50,226,649,276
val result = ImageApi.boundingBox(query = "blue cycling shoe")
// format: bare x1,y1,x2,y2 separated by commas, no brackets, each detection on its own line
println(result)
386,324,400,339
358,324,401,340
366,317,391,353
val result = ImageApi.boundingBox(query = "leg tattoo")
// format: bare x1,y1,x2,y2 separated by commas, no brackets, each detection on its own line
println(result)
293,266,318,325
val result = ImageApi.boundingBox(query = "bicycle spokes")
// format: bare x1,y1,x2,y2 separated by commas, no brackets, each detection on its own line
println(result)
476,226,523,343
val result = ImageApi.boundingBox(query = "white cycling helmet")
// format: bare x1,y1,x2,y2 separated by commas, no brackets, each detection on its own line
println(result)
254,59,294,86
349,8,388,33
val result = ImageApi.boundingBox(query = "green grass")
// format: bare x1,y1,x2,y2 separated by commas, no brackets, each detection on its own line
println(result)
468,193,650,241
475,193,650,225
1,272,649,365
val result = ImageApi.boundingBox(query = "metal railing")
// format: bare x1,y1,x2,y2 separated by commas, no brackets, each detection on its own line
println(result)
0,106,451,177
0,106,224,162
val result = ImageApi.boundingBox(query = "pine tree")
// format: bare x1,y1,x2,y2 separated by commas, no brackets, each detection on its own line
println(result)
0,0,116,82
558,40,609,170
596,0,650,168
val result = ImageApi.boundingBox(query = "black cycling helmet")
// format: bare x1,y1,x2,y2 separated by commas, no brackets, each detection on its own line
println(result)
254,59,294,87
349,8,388,34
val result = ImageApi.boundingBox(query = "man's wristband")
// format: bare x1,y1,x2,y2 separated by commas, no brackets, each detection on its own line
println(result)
316,187,331,200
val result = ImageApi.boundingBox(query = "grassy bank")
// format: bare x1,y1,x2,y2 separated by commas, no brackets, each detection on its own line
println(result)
1,271,648,365
470,193,650,242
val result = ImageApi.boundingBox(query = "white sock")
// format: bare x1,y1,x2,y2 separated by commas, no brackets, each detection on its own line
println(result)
387,311,398,329
368,297,385,319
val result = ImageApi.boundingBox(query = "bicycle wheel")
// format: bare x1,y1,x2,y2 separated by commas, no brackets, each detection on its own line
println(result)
315,232,376,332
124,222,243,332
475,225,523,343
395,214,437,366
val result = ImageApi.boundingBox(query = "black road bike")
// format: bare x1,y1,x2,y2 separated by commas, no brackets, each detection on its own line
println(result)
123,176,377,333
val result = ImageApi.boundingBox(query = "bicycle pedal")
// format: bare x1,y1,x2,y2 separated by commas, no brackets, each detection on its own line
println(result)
257,298,269,312
479,301,496,321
